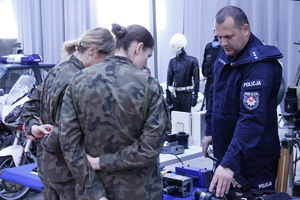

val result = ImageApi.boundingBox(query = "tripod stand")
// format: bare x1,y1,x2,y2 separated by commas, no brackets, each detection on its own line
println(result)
275,114,300,195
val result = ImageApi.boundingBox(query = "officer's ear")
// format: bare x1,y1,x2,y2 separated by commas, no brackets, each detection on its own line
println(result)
242,24,250,38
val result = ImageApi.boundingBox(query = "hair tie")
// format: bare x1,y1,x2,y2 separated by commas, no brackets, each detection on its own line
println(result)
75,40,81,50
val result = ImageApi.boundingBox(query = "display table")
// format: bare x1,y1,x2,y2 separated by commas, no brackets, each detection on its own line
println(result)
0,147,204,196
0,162,199,199
159,146,203,167
1,162,300,200
0,162,43,191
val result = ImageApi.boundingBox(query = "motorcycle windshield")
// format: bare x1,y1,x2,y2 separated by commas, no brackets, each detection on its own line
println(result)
5,74,36,105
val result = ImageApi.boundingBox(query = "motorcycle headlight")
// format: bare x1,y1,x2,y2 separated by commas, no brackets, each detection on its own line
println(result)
4,104,23,124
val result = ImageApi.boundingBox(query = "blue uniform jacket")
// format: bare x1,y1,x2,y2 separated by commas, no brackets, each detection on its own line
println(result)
205,33,283,173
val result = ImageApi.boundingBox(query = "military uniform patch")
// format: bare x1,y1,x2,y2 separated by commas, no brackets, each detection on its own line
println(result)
243,92,259,110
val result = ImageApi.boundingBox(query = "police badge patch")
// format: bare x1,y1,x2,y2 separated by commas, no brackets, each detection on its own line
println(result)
243,92,259,110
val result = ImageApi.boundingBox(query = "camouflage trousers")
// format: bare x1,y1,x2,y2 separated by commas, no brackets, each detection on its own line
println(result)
40,177,76,200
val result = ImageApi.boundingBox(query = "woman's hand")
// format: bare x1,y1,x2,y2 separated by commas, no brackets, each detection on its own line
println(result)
25,124,53,139
86,154,100,170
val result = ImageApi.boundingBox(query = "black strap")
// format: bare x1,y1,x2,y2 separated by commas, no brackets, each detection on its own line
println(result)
142,77,149,120
51,84,68,124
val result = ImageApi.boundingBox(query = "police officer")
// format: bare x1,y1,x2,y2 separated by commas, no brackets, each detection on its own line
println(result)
201,34,222,109
21,27,115,200
166,33,200,112
59,23,170,200
202,6,283,198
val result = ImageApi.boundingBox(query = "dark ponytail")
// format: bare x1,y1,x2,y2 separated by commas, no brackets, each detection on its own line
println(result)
111,23,154,54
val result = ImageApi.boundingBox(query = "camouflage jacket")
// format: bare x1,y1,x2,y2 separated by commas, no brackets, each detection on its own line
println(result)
60,56,171,200
21,55,84,182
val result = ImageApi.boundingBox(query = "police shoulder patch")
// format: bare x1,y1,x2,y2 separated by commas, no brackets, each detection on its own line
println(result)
243,92,259,110
243,79,264,90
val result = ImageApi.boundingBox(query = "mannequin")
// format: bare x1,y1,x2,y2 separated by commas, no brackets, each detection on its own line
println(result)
166,33,200,112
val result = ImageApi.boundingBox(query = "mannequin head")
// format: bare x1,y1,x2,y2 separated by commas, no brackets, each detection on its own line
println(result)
170,33,187,55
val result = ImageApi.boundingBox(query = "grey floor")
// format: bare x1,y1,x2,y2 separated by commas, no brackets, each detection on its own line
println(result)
23,127,300,199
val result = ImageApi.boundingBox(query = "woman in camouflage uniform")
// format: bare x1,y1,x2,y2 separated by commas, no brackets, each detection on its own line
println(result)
59,23,170,200
21,27,115,200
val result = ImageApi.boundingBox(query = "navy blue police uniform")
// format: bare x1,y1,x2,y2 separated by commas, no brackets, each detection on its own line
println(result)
205,33,283,190
201,36,222,109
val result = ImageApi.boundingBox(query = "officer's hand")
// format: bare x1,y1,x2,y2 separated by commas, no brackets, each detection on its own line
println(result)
99,197,108,200
202,136,212,157
209,165,234,198
86,154,100,170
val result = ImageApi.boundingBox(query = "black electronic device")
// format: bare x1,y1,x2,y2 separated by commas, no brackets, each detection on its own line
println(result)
175,165,213,188
284,87,298,113
165,132,177,142
194,188,292,200
162,173,193,198
161,141,184,155
194,188,226,200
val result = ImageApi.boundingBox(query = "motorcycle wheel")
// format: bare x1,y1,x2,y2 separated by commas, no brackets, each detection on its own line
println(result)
0,156,32,200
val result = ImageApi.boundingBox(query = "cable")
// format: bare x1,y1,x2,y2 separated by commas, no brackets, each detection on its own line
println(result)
175,154,184,166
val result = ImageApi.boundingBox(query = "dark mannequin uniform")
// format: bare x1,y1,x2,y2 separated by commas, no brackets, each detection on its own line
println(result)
166,50,200,112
